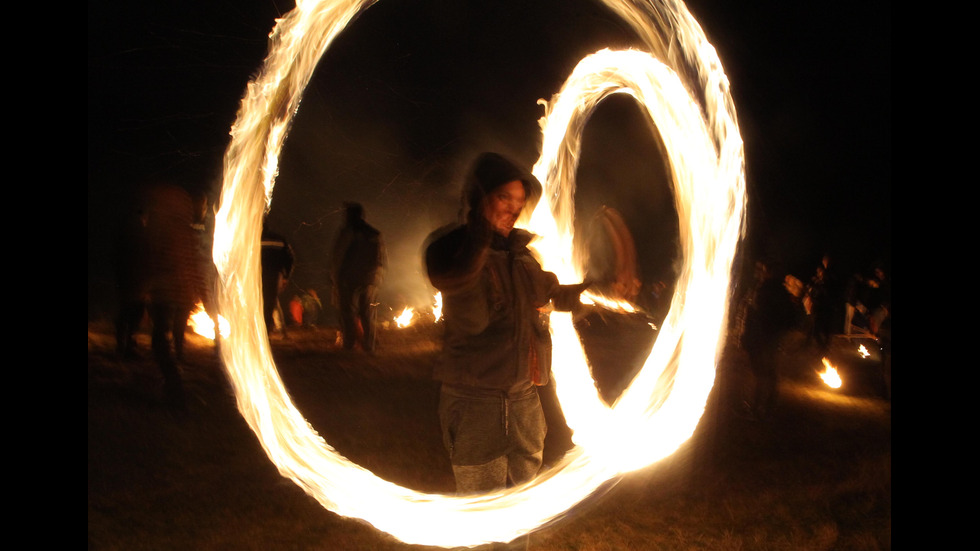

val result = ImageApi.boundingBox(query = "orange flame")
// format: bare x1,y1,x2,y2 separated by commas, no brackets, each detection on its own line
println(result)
819,357,843,389
394,307,415,328
187,301,229,340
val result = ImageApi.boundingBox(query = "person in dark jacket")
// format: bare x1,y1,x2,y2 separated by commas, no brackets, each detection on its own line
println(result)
142,183,209,412
330,202,385,352
740,263,803,420
424,152,589,498
261,226,295,339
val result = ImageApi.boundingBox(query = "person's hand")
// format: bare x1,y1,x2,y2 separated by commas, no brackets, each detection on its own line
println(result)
553,280,592,312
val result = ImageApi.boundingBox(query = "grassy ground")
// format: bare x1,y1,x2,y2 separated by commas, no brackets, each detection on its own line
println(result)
88,318,890,550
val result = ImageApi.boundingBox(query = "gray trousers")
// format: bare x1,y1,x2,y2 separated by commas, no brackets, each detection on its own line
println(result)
439,384,547,494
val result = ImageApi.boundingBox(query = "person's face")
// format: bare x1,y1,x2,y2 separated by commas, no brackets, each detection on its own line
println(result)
483,179,526,236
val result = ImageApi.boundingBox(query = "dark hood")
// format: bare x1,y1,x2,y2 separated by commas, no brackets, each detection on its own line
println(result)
463,152,543,224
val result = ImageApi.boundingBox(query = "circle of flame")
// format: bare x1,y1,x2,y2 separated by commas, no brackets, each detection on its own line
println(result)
212,0,745,547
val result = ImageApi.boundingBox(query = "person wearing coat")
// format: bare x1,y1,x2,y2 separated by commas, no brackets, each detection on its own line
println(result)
425,152,589,497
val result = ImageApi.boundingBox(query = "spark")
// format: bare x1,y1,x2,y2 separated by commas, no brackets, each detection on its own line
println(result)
212,0,745,547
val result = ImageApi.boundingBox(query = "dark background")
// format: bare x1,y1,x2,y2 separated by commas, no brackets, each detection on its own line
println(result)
88,0,891,323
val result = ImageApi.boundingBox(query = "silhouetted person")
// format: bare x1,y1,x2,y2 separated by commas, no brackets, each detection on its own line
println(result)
805,264,832,353
143,183,208,412
575,205,654,406
740,263,802,420
330,202,385,352
866,265,890,337
424,152,589,508
261,226,295,339
113,200,150,358
173,189,220,359
805,253,842,353
583,206,641,303
843,271,865,335
732,260,771,350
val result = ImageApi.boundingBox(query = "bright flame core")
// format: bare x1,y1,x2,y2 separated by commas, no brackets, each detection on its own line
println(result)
433,292,443,322
394,307,415,328
188,301,229,340
819,357,843,389
212,0,745,547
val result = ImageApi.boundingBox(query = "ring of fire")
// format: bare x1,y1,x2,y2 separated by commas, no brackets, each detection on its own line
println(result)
212,0,745,547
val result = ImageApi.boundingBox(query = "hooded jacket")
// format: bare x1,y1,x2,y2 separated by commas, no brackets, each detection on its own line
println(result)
424,153,583,395
427,225,558,394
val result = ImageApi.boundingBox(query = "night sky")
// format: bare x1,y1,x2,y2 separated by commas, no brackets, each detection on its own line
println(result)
88,0,891,322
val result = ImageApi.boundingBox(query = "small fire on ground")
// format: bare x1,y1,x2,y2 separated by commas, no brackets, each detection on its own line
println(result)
392,293,442,328
394,307,415,328
187,301,229,340
818,357,842,389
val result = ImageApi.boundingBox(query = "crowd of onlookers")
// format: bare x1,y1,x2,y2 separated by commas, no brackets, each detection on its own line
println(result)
726,252,891,417
731,253,890,350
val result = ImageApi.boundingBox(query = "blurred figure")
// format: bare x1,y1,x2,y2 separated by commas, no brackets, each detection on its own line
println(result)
732,260,771,350
173,189,220,360
261,225,295,339
864,264,891,402
866,265,890,337
575,205,654,406
846,264,889,337
804,264,831,353
583,206,641,303
330,202,385,353
142,183,209,412
843,271,865,335
113,200,150,359
739,262,803,420
424,152,589,508
804,253,841,354
300,289,322,328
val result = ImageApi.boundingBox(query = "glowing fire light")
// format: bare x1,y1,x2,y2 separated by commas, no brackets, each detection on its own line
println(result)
394,307,415,328
212,0,745,547
580,291,638,314
819,357,843,389
433,292,443,322
187,301,229,340
858,344,870,358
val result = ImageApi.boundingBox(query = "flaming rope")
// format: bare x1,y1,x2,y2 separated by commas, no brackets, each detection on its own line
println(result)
213,0,745,547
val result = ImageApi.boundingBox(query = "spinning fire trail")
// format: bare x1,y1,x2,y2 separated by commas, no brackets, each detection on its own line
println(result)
212,0,745,547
